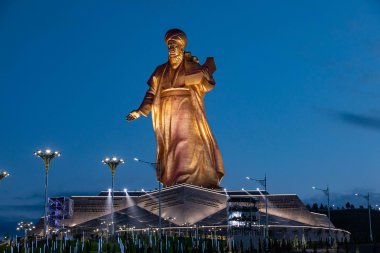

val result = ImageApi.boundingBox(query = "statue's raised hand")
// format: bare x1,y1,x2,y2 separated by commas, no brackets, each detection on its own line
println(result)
126,110,141,121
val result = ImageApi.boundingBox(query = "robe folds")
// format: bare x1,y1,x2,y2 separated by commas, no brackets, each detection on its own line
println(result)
138,56,224,189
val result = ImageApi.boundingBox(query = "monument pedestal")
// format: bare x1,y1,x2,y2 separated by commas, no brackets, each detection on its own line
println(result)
33,183,350,247
137,184,228,226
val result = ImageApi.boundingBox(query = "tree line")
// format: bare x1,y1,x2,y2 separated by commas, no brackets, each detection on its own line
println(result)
306,202,371,212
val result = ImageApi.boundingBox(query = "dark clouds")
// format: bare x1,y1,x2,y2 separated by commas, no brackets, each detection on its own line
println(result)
330,110,380,132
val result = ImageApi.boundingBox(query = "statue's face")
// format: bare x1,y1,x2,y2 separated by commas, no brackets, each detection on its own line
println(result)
168,40,183,59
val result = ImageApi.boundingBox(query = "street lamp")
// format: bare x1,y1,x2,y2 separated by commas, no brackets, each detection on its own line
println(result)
246,175,268,250
134,157,162,252
0,171,10,181
312,186,332,245
100,220,110,237
34,149,60,238
17,221,35,243
354,192,373,242
102,156,124,235
165,217,176,235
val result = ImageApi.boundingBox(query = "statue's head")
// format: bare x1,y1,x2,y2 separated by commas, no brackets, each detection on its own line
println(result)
165,29,187,68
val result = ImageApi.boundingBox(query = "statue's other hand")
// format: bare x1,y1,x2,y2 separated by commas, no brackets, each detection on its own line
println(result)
126,110,141,121
201,67,212,81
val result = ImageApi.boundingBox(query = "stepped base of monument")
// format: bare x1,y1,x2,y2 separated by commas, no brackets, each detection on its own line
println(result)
33,184,350,244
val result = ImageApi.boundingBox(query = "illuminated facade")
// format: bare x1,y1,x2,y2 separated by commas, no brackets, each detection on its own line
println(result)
34,184,350,247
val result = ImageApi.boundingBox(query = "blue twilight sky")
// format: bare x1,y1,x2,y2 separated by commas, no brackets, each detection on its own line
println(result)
1,0,380,234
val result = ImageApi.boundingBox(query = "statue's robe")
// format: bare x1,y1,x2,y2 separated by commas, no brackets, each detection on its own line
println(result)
138,56,224,188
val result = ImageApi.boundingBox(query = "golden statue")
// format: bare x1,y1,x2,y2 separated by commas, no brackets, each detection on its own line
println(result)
127,29,224,188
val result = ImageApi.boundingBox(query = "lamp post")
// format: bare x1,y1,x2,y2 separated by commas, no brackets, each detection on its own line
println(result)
312,186,331,245
17,221,35,244
246,175,268,251
134,157,162,252
100,220,110,238
355,192,373,242
165,217,176,235
34,149,60,238
0,171,10,181
102,156,124,236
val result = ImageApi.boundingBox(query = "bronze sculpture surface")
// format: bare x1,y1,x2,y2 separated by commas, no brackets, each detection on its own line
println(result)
127,29,224,188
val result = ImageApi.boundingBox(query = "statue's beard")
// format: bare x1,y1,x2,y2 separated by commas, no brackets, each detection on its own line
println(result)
169,54,183,68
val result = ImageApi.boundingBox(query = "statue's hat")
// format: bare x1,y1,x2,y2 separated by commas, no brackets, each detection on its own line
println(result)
164,28,187,48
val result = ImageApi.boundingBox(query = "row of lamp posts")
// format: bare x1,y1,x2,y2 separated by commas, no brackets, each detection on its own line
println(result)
245,177,374,248
4,150,375,247
312,186,374,244
32,148,162,246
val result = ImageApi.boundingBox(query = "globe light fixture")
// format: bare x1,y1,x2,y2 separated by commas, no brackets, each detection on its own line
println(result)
17,221,35,242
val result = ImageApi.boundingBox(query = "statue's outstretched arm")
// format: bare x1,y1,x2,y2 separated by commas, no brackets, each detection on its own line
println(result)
126,68,158,122
126,110,141,121
126,88,156,122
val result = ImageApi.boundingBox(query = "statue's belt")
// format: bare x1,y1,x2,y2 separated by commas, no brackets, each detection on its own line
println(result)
160,88,190,98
